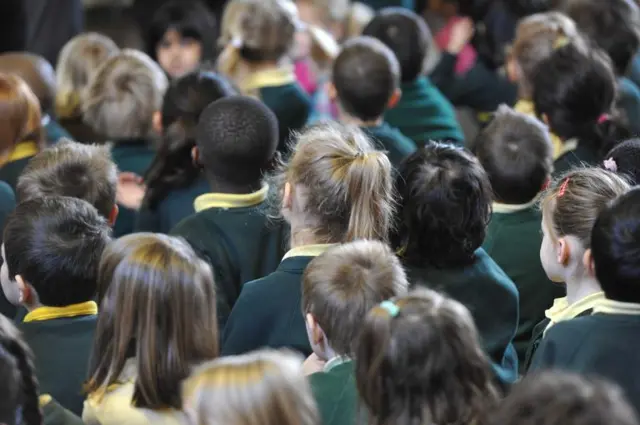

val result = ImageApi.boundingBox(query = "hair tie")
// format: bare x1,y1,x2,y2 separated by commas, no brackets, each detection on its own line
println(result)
231,36,243,49
380,300,400,317
604,157,618,172
553,35,570,50
557,178,570,198
597,114,611,125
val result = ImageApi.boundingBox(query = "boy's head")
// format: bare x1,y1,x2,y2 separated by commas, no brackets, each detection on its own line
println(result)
362,7,430,83
195,96,278,188
302,240,409,360
1,196,111,308
474,105,553,204
331,36,401,122
82,50,169,140
0,52,56,116
16,140,119,226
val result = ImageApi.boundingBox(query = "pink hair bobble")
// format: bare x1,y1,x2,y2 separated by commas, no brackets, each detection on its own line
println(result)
597,114,612,125
604,158,618,172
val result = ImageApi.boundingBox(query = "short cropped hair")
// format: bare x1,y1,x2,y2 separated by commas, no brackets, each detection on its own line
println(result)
16,140,118,219
302,240,409,357
362,7,430,83
474,105,553,204
3,197,111,307
332,36,400,122
196,96,278,186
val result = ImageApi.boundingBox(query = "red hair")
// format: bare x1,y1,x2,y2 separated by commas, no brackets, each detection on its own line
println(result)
0,73,44,156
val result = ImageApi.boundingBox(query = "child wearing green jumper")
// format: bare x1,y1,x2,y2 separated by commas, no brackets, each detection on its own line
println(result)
302,241,408,425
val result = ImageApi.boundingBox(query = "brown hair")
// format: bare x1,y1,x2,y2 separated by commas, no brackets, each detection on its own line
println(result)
183,350,319,425
86,233,219,409
55,33,119,119
302,240,408,357
541,167,630,247
278,122,394,243
0,73,44,157
356,289,500,425
16,140,117,219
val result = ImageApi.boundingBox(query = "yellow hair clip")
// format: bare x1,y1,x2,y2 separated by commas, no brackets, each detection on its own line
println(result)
553,35,570,50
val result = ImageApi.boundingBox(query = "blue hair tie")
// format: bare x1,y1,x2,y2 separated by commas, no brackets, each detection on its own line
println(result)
380,300,400,317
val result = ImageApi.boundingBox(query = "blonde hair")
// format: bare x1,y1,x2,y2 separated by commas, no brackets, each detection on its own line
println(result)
82,50,168,140
280,122,394,243
183,350,319,425
55,33,119,119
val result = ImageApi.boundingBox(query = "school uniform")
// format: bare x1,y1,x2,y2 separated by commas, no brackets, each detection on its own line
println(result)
110,139,155,237
404,248,519,384
482,200,564,366
0,181,16,319
360,0,414,9
309,357,358,425
384,77,464,146
59,116,105,144
135,177,210,234
0,140,39,190
170,185,289,330
18,301,98,415
242,68,312,154
618,76,640,136
514,100,564,159
221,244,336,356
552,138,599,177
83,358,189,425
529,299,640,414
43,115,72,144
41,395,85,425
361,122,417,168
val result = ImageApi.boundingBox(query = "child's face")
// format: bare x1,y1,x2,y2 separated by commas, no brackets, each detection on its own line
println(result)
0,245,20,305
156,29,203,79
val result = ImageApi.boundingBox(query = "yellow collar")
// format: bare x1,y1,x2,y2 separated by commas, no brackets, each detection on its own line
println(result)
242,67,296,92
39,395,52,407
545,292,605,326
282,244,337,260
594,299,640,316
492,197,539,214
514,99,535,115
8,141,38,162
194,185,269,212
24,300,98,323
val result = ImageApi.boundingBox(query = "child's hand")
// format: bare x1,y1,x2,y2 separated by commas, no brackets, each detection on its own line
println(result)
447,17,475,55
302,353,326,376
116,172,146,210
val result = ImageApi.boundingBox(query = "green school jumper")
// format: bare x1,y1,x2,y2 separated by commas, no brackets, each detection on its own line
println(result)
110,139,155,237
404,248,519,384
362,123,417,168
18,301,98,415
0,140,39,190
309,358,358,425
482,201,564,366
135,176,210,234
43,116,72,144
221,244,336,356
170,185,289,330
361,0,414,10
41,395,85,425
0,181,16,319
384,77,464,146
529,299,640,414
552,139,599,177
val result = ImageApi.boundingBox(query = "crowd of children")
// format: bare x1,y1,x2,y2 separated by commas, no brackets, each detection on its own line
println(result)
2,1,640,425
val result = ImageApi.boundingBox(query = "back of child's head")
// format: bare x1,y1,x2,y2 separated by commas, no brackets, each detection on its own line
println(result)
474,105,553,204
488,371,639,425
356,289,499,425
603,138,640,186
82,49,169,140
88,233,218,410
591,187,640,304
2,196,111,307
332,36,400,122
196,95,278,188
0,73,44,158
183,350,319,425
0,52,57,117
55,32,119,119
302,240,408,358
532,42,628,156
144,71,236,209
556,0,640,76
362,7,430,83
281,121,394,243
16,140,118,220
393,143,492,269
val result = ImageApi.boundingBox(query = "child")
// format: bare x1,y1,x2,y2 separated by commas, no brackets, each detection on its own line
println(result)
1,197,111,415
0,74,45,190
146,0,217,79
55,33,119,143
222,122,394,356
183,350,319,425
362,8,463,146
84,233,218,425
296,0,375,43
331,36,416,167
392,143,519,383
532,43,629,176
603,138,640,186
524,168,630,370
475,106,563,366
218,0,312,153
83,49,169,237
303,241,409,425
489,372,639,425
170,96,288,329
136,71,236,233
356,289,500,425
0,181,14,239
530,187,640,413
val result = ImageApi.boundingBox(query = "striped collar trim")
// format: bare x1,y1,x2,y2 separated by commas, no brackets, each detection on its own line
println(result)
545,292,605,324
194,185,269,212
24,301,98,323
324,356,351,372
282,244,337,261
8,141,38,162
242,67,296,92
594,299,640,316
492,197,539,214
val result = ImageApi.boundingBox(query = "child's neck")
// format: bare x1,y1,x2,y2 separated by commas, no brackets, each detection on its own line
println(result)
565,272,602,305
289,228,324,248
206,176,263,195
339,111,383,128
247,60,286,73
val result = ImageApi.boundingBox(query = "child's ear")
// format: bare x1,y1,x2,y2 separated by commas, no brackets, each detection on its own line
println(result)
557,237,571,266
387,88,402,109
305,313,324,346
583,249,596,277
152,111,163,134
15,275,30,305
108,205,119,227
191,146,201,167
541,113,550,126
506,57,521,84
327,82,337,102
283,182,293,211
